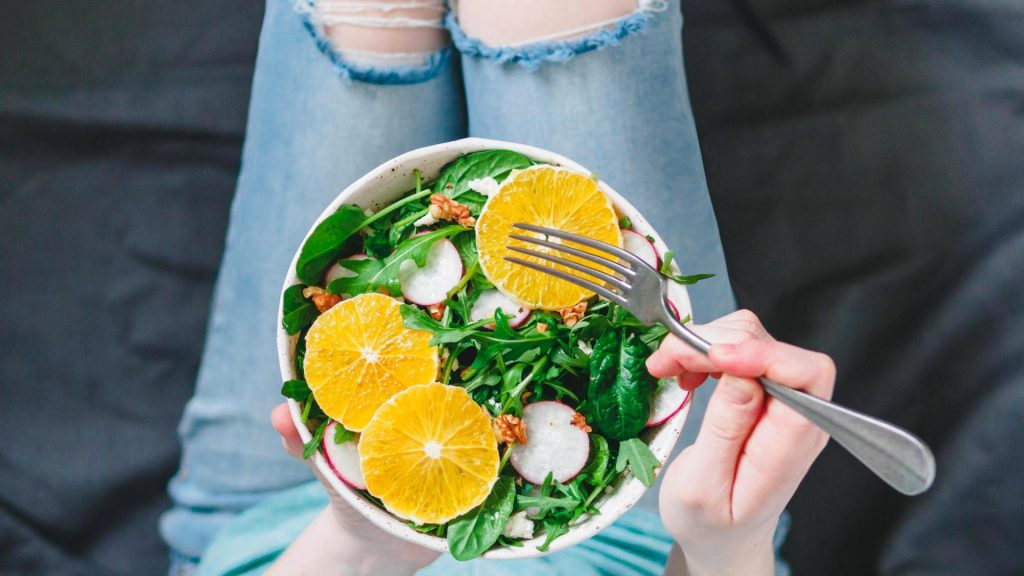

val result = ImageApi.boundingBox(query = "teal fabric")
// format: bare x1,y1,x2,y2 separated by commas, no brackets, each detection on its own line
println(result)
196,481,675,576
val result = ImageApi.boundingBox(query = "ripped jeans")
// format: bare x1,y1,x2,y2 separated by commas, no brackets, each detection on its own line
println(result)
160,0,737,572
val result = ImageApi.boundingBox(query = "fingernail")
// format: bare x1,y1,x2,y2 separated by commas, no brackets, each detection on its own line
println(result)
720,378,754,405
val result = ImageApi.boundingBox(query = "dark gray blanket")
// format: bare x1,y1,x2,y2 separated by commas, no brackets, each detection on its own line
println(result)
0,2,260,573
2,0,1022,574
685,0,1024,573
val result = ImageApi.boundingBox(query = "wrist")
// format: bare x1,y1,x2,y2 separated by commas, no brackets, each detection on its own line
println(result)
679,537,774,576
327,509,440,575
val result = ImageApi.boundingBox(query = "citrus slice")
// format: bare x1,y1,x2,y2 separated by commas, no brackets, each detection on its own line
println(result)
304,293,438,431
359,383,499,524
476,165,622,310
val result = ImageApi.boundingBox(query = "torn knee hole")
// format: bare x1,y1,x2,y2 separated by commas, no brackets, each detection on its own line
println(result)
455,0,666,48
303,0,448,66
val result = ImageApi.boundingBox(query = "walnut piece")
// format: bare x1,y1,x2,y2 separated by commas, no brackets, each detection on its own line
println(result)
302,286,341,313
570,412,592,433
493,414,528,445
559,301,588,328
429,193,475,227
427,302,445,321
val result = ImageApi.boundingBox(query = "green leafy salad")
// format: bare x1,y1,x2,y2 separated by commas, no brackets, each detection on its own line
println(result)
279,149,709,559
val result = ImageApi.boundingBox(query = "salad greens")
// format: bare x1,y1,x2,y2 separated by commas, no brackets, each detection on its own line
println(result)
280,150,710,559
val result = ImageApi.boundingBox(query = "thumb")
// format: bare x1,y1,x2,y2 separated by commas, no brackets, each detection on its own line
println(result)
688,370,764,494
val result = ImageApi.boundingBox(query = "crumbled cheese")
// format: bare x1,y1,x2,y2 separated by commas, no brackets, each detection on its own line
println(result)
578,340,593,355
363,207,375,217
467,177,500,198
502,511,535,539
413,212,439,227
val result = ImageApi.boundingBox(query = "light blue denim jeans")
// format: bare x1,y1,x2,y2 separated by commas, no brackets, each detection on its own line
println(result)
161,0,745,573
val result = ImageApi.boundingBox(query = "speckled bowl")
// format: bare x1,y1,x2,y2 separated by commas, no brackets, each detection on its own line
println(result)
277,137,693,559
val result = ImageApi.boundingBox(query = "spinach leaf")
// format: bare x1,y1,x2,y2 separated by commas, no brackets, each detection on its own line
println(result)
281,285,318,335
295,204,366,285
659,250,716,285
333,422,355,444
327,226,465,296
447,476,516,561
587,331,654,440
580,434,611,486
615,438,661,488
435,150,532,201
280,379,311,402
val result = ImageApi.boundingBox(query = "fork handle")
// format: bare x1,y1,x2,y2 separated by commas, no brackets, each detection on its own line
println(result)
662,312,936,496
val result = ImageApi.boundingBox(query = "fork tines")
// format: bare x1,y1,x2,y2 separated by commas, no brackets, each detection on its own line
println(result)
503,223,642,306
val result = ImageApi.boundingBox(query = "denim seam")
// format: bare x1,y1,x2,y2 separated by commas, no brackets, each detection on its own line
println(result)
296,0,451,85
444,9,654,69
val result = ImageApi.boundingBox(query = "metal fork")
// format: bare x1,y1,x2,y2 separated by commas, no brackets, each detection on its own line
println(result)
506,223,936,496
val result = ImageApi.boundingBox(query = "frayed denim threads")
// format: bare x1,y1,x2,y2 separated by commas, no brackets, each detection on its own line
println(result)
297,0,451,85
445,10,654,70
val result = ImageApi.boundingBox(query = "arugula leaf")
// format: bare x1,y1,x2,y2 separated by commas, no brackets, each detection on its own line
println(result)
302,419,328,459
587,331,655,440
615,438,661,487
537,519,570,552
295,204,366,285
515,494,579,517
281,285,318,335
400,304,485,345
328,226,465,296
333,422,356,444
281,379,311,402
327,258,390,296
435,150,532,201
363,231,392,260
447,476,516,561
659,250,716,285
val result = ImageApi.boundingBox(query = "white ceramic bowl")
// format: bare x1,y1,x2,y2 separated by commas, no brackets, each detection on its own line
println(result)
277,137,693,559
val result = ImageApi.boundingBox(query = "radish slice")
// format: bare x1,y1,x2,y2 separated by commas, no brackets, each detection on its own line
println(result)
646,379,690,427
667,299,681,320
398,238,463,305
622,229,659,269
322,422,366,490
470,289,532,329
510,401,590,484
324,254,368,285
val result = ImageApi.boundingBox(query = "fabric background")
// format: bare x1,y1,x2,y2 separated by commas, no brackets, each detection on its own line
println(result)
0,2,261,573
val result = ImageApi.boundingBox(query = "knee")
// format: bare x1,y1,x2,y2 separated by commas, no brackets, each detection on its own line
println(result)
298,0,451,84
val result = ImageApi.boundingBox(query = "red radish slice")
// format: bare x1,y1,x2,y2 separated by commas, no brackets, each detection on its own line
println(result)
324,254,368,285
646,379,691,427
622,229,659,269
510,401,590,484
667,299,681,320
470,289,532,329
398,238,463,305
322,422,366,490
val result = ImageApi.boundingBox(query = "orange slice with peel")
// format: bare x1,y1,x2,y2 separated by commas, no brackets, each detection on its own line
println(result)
359,383,499,524
304,293,438,431
476,165,622,310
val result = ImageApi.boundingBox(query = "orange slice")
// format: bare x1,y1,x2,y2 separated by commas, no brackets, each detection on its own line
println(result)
359,383,499,524
476,165,622,310
304,293,438,431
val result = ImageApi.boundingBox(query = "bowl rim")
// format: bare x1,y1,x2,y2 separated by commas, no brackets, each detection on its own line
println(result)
276,137,693,559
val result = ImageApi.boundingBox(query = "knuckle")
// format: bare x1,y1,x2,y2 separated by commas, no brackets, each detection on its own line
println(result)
814,353,837,382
